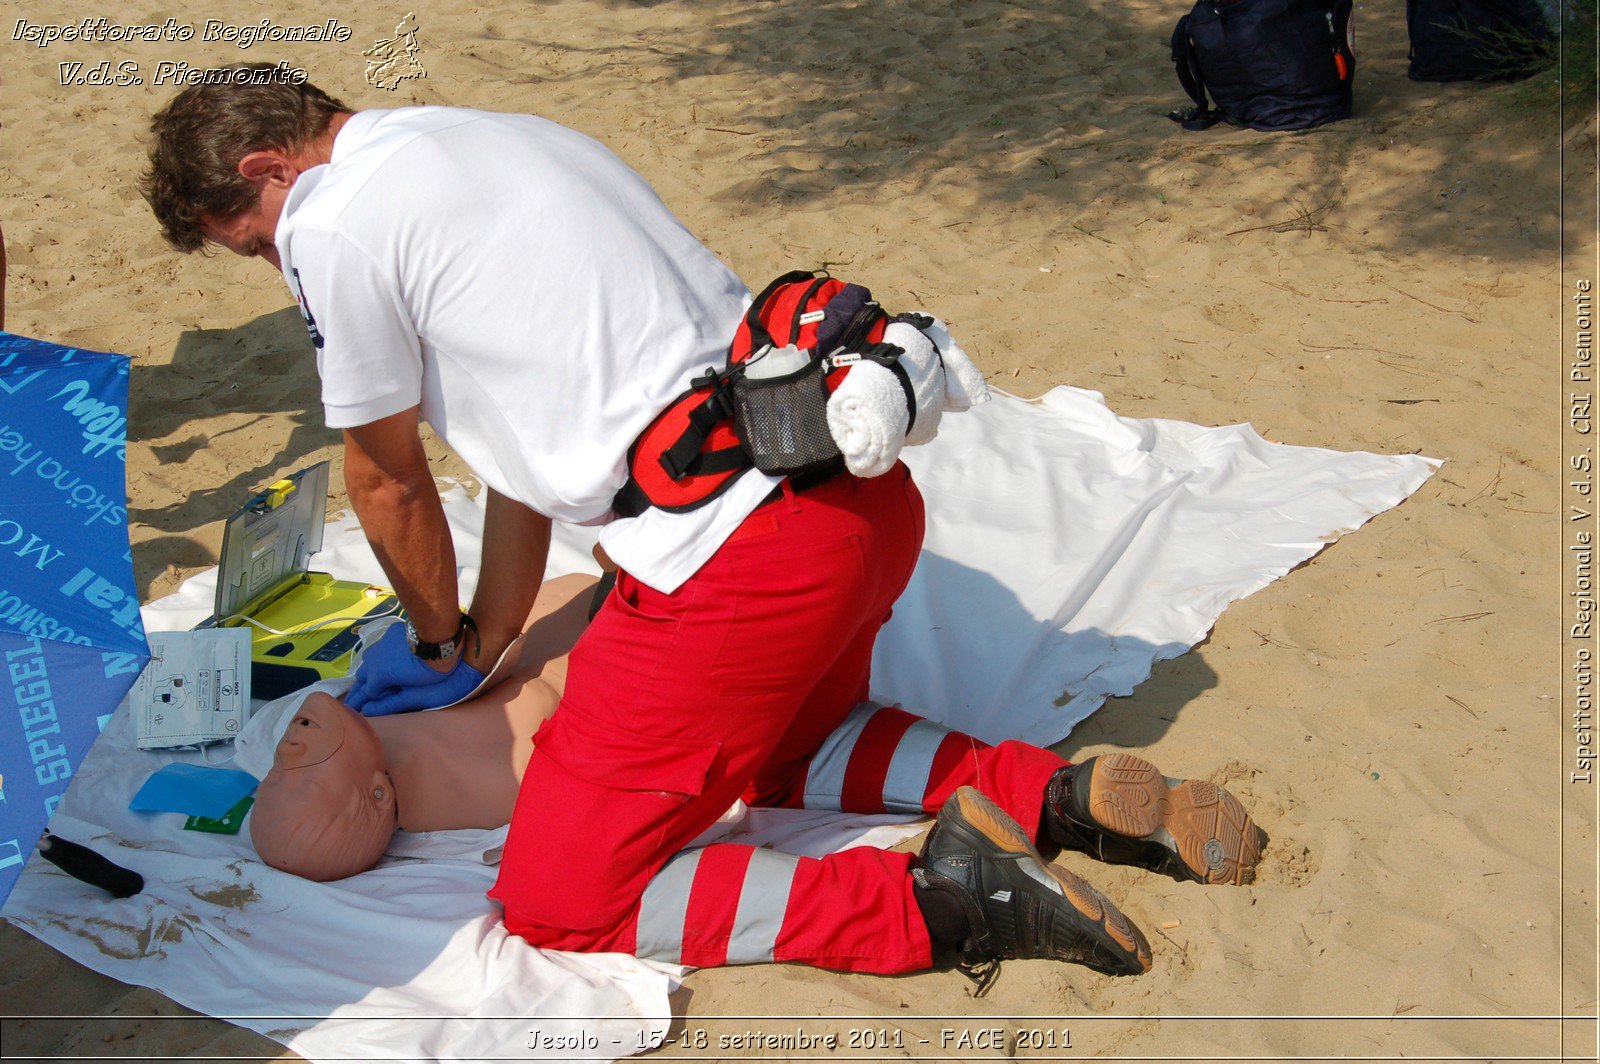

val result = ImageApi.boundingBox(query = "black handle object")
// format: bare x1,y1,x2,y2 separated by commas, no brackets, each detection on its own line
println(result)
37,834,144,898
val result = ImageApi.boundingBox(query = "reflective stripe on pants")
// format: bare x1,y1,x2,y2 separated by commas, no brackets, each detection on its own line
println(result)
793,701,1065,838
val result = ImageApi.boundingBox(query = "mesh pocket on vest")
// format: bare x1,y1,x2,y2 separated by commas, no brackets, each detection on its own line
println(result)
731,359,842,476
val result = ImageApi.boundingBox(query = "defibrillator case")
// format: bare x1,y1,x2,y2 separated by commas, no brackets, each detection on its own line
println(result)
200,462,400,700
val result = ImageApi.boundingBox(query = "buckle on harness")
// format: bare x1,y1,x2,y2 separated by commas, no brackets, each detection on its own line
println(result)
823,342,901,372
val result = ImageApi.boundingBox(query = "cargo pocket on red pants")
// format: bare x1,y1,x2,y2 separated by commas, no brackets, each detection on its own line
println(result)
491,707,721,934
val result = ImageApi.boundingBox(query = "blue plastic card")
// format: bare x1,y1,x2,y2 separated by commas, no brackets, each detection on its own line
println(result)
130,763,260,819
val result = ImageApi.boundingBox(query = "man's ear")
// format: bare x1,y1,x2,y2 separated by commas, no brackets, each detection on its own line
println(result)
237,150,298,189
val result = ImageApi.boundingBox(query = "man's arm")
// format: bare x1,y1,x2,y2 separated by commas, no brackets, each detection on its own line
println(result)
343,406,462,660
465,488,551,673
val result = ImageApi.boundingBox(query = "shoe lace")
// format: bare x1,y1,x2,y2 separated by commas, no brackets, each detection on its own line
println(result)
956,954,1001,997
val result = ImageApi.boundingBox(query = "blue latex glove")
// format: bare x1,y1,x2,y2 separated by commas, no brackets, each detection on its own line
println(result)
347,622,487,716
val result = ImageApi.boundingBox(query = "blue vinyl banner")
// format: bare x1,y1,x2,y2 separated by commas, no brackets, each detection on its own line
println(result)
0,333,149,910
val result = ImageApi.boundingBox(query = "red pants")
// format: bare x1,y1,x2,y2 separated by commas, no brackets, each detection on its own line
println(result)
490,464,1066,972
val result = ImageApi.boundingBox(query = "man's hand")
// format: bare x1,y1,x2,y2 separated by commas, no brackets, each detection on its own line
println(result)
343,410,553,692
347,622,486,716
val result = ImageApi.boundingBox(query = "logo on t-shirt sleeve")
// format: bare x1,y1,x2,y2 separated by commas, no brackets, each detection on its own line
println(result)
291,267,325,350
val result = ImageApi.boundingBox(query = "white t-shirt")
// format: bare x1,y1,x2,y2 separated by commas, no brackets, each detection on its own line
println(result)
275,107,779,593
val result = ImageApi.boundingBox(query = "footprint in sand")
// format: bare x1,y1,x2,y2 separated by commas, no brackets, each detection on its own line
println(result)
1202,303,1264,334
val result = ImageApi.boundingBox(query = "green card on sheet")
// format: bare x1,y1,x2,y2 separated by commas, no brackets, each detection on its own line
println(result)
184,795,254,834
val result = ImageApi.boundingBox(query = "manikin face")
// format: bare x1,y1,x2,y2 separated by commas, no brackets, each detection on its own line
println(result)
249,692,398,881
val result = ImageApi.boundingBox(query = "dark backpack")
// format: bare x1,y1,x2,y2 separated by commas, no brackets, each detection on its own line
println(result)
1170,0,1356,132
1407,0,1554,81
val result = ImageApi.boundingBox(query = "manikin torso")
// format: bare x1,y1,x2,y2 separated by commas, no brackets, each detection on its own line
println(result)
372,672,551,832
249,574,595,880
378,569,594,829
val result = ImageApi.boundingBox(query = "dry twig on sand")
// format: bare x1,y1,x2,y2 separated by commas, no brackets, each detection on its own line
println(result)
1072,223,1112,245
1461,456,1506,508
1381,281,1481,323
1227,191,1345,237
1263,279,1388,304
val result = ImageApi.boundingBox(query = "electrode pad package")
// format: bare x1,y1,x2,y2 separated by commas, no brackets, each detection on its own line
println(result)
132,628,252,750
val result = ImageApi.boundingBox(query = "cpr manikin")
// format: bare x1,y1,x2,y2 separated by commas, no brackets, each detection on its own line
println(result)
249,574,594,881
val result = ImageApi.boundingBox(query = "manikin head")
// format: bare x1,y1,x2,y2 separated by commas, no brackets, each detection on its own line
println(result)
249,692,398,881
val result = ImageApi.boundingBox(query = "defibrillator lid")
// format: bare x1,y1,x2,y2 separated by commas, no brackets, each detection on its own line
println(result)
212,462,331,622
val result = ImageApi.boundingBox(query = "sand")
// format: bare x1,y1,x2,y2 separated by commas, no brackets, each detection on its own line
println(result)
0,0,1591,1060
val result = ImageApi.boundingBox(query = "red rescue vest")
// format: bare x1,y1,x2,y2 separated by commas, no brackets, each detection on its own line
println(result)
613,270,893,517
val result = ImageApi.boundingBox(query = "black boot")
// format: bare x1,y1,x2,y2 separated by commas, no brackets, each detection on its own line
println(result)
914,786,1151,988
1044,754,1267,885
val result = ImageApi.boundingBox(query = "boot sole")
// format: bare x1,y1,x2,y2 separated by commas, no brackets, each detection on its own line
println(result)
946,787,1152,974
1086,753,1266,886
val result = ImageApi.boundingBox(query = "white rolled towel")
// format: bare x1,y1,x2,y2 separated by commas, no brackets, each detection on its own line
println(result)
826,358,907,478
884,320,946,447
825,316,988,477
918,315,990,411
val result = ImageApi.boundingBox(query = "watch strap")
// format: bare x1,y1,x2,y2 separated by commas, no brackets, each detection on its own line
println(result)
407,613,479,661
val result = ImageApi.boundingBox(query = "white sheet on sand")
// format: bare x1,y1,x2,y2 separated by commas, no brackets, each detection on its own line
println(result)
4,387,1437,1064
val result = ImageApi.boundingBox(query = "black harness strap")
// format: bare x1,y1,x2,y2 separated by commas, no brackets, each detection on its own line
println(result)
834,300,885,356
611,478,652,519
888,358,917,433
858,340,917,433
742,270,817,352
658,384,737,480
671,446,749,478
786,275,832,345
611,445,748,518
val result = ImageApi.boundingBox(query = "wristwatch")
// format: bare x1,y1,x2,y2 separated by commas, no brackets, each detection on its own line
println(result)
405,614,477,661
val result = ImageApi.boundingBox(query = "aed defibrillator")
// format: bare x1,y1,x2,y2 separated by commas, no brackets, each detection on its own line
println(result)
199,462,401,700
614,270,923,517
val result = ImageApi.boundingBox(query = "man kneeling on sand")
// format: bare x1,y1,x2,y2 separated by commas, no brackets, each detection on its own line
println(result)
148,67,1263,984
250,573,1267,982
